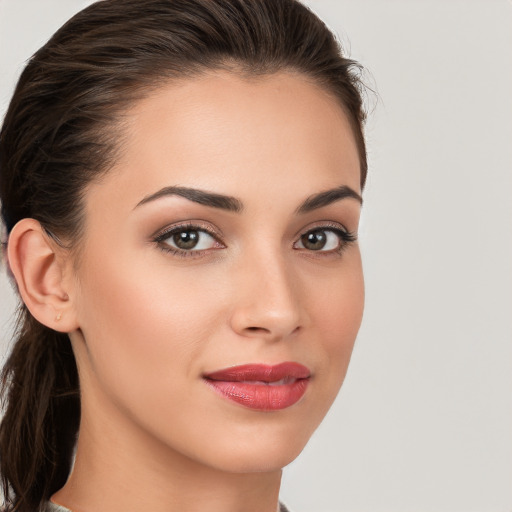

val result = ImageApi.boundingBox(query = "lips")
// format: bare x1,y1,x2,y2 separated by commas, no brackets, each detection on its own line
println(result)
203,362,310,411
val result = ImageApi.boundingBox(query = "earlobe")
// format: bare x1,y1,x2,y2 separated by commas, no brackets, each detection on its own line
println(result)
7,219,78,333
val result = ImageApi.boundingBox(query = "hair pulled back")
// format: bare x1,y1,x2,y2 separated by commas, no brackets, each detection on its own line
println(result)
0,1,367,510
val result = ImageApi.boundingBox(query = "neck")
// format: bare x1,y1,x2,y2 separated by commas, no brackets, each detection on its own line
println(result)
52,385,282,512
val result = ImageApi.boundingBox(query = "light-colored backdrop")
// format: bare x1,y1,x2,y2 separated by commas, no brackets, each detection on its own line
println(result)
1,1,511,511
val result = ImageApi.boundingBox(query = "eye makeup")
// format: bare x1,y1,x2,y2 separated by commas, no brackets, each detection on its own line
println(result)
293,221,357,258
152,221,225,259
294,227,356,254
151,218,357,260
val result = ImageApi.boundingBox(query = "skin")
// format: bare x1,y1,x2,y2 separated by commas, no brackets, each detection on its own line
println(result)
10,71,364,512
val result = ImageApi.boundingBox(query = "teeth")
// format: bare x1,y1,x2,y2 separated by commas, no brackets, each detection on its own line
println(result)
241,377,295,386
268,378,289,386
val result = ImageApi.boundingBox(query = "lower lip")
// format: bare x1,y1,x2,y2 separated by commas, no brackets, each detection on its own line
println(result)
204,378,309,411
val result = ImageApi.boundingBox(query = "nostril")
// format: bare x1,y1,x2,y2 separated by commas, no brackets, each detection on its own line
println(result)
246,326,269,332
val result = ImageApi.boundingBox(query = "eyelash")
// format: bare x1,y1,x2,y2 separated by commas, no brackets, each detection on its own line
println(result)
152,222,357,259
153,222,223,259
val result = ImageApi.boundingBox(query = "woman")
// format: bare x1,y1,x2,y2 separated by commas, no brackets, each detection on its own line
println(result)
0,1,368,511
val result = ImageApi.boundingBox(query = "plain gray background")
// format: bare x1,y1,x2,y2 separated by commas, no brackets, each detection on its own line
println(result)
1,1,511,511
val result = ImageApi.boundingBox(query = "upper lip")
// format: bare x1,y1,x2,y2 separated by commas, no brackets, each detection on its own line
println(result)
203,362,310,382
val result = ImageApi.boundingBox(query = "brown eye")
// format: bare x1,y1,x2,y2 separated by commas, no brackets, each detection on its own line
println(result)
156,227,219,252
172,230,200,249
300,230,328,251
294,227,353,252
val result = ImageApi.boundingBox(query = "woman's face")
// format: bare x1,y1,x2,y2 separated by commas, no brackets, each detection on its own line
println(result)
69,71,364,473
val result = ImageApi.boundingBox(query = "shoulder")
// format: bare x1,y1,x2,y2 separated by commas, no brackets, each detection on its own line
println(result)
41,501,289,512
40,502,72,512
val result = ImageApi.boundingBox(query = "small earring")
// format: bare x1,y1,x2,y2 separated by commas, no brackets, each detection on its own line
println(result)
55,312,62,321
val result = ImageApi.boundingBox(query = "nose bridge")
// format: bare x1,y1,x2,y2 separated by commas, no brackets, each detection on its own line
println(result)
230,244,304,339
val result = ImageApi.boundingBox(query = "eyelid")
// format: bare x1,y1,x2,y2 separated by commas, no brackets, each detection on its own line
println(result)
151,220,224,243
151,221,226,260
293,220,354,239
293,221,358,253
150,219,356,258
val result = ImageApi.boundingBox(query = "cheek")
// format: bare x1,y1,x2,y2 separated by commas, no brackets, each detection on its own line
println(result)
308,255,364,387
74,248,223,400
312,251,364,328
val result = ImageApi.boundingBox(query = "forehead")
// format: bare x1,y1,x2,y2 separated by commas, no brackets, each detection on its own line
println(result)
87,71,361,212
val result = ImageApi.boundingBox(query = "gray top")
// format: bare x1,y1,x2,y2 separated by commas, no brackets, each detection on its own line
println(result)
44,503,71,512
44,500,291,512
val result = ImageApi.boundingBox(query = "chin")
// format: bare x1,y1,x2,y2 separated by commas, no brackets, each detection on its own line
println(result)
202,437,309,474
172,413,320,474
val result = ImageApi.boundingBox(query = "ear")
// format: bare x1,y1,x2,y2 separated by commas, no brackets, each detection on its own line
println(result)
7,218,79,333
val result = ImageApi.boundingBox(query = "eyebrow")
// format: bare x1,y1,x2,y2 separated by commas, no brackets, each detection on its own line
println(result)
135,184,362,213
135,186,243,212
295,185,362,214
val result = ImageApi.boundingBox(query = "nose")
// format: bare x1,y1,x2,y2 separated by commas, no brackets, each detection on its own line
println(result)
229,251,306,342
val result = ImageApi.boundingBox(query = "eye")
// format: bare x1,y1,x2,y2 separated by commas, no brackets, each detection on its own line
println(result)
154,224,222,255
294,226,356,253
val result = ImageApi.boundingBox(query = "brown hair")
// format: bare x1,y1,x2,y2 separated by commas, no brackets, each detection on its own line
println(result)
0,1,368,510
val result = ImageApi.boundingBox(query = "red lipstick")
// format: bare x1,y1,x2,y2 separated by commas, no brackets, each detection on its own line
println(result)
203,362,310,411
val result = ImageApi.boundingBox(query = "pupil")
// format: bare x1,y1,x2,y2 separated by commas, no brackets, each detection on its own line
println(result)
173,230,199,249
303,230,326,250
